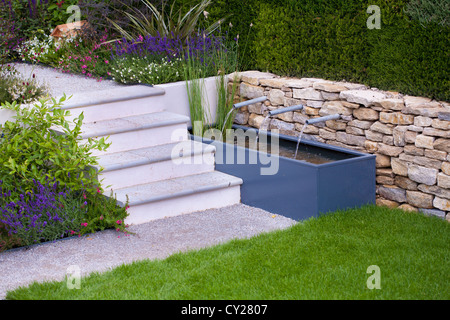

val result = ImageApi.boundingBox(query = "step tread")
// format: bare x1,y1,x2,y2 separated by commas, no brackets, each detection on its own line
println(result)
60,85,166,109
95,140,215,172
111,171,243,206
77,111,190,139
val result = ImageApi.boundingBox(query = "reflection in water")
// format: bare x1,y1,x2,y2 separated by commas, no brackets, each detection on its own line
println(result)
232,135,336,165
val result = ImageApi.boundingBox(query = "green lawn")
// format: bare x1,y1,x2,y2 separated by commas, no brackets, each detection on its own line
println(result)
6,205,450,300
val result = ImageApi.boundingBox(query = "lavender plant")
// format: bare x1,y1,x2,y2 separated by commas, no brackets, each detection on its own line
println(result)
0,179,86,247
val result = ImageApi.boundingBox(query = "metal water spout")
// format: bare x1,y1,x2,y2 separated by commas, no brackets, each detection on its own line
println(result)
221,96,269,134
233,96,268,109
269,104,304,116
305,114,341,125
294,114,341,159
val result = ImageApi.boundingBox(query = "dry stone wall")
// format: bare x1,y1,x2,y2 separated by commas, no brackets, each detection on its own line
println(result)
230,71,450,221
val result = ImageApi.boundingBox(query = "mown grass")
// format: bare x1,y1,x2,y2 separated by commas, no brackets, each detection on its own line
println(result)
6,205,450,300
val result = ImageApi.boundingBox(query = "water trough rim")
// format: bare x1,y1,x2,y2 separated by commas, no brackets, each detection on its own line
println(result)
190,124,376,168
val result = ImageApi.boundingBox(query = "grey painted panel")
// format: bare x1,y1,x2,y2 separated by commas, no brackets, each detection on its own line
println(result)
190,125,376,221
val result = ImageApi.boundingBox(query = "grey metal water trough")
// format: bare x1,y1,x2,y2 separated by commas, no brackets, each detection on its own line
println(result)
190,125,376,221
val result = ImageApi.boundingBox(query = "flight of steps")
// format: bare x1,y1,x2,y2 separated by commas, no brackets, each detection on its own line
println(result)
60,85,243,225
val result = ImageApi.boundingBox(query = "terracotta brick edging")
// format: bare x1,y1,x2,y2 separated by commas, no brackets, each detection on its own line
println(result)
229,71,450,221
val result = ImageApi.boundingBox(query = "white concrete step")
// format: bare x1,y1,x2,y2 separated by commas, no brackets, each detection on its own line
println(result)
60,85,166,123
111,171,243,225
96,140,216,189
77,111,191,155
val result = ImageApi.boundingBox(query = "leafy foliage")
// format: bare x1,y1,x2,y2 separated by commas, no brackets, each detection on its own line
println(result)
176,0,449,101
0,96,110,198
107,0,226,43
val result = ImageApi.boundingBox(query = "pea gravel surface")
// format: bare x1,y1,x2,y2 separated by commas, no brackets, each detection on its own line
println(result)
0,204,296,300
10,62,124,97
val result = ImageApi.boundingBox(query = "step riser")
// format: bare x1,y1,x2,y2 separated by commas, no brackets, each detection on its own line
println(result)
124,185,241,225
88,124,188,156
100,153,215,189
65,96,166,123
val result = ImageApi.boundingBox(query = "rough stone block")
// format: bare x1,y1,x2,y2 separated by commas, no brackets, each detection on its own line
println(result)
393,126,407,147
370,121,393,135
240,82,264,99
365,140,378,153
304,106,320,116
423,127,450,138
321,91,340,101
318,128,336,140
420,208,446,219
418,184,450,199
346,126,365,136
415,134,435,149
433,138,450,152
395,176,418,191
437,172,450,189
259,78,290,88
424,149,447,161
404,131,417,144
431,119,450,130
348,120,373,129
391,158,408,176
379,99,404,111
336,132,366,147
433,197,450,211
248,113,266,128
378,185,406,202
377,176,394,185
414,116,433,127
268,89,285,105
404,145,424,156
340,90,386,107
319,101,352,116
353,108,379,121
284,97,304,107
325,120,347,131
441,162,450,175
406,190,434,209
379,112,414,125
269,118,296,136
306,100,324,108
398,204,418,212
239,71,276,86
408,164,438,185
293,88,323,100
375,154,391,168
312,82,348,92
377,143,403,157
376,198,399,208
234,112,249,125
365,130,384,142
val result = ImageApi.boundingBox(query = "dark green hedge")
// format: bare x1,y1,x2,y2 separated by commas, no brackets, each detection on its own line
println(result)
179,0,449,101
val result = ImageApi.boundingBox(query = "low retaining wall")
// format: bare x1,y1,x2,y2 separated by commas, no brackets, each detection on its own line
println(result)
230,71,450,221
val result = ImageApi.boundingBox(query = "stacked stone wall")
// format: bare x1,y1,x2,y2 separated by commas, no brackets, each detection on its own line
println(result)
230,71,450,221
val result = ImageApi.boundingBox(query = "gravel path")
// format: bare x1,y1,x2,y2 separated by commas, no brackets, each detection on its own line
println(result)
0,204,296,299
10,62,124,97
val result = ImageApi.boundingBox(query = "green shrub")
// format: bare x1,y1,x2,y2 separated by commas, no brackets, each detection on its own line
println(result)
0,96,110,198
176,0,449,101
404,0,449,27
367,17,449,100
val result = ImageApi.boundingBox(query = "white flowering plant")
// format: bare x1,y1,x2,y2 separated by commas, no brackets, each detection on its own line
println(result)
14,32,67,67
0,64,48,105
109,55,184,85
